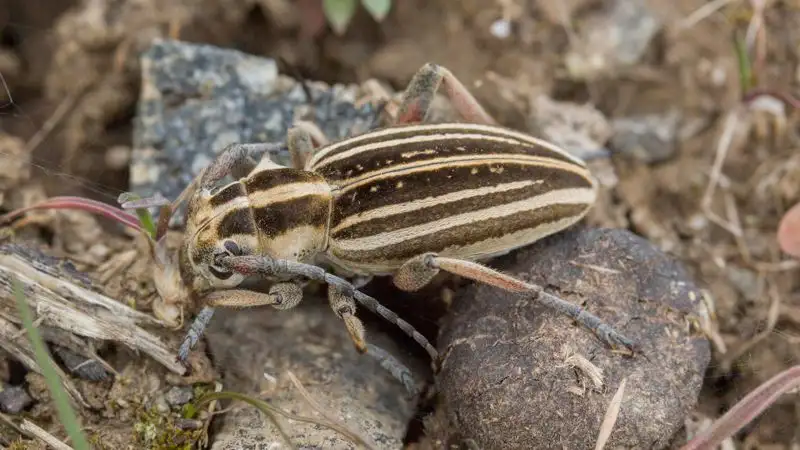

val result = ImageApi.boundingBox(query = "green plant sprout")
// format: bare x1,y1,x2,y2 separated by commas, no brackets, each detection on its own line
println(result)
323,0,392,35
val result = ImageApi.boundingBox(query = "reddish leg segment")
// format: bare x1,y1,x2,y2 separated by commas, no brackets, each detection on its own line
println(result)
395,63,498,126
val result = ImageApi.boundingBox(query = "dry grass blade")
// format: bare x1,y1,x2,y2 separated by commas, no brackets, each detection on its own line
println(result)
24,83,88,154
0,243,186,375
702,109,746,237
195,389,376,450
287,371,378,450
718,281,780,371
677,0,738,30
681,365,800,450
594,377,627,450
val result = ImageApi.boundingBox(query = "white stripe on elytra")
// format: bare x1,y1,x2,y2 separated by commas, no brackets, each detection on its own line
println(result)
332,179,539,233
308,123,585,168
332,187,595,251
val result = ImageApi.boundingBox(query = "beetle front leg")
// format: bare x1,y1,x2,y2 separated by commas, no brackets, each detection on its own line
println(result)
176,282,303,362
216,254,440,363
393,253,638,354
395,63,497,126
200,142,288,187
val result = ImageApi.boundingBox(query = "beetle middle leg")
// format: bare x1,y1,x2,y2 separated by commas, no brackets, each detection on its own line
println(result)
393,253,638,354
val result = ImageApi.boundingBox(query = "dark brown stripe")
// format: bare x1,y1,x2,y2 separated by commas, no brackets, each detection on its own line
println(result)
330,203,586,263
243,168,326,193
330,162,592,228
312,124,578,177
332,182,590,240
217,208,257,239
251,195,330,239
209,182,246,208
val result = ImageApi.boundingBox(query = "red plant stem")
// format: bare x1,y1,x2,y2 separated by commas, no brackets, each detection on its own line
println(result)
681,365,800,450
1,196,145,234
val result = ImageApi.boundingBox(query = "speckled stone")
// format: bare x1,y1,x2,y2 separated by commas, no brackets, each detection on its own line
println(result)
132,39,383,224
205,301,424,450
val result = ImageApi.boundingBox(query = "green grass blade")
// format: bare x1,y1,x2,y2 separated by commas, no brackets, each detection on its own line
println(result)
733,31,754,95
12,278,91,450
117,192,158,239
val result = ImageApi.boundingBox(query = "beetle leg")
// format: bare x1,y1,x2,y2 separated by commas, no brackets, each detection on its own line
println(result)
328,284,367,353
395,63,497,126
200,142,287,188
215,254,440,363
150,142,286,239
287,122,328,169
393,252,638,355
176,282,303,362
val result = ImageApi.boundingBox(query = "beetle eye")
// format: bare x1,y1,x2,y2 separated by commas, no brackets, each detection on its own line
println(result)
224,240,242,256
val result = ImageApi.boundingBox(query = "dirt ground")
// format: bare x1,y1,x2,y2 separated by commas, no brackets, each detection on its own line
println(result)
1,0,800,448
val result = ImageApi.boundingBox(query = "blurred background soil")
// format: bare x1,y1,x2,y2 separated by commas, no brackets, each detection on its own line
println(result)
1,0,800,448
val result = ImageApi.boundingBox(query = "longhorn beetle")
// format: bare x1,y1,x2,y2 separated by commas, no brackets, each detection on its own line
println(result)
136,62,637,367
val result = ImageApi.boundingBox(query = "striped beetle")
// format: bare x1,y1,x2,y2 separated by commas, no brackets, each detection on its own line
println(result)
143,63,637,366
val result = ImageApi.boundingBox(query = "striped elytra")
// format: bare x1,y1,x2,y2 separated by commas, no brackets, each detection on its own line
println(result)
306,122,598,275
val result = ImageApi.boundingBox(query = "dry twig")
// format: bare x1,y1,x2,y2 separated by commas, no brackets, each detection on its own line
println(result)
19,419,73,450
0,243,186,375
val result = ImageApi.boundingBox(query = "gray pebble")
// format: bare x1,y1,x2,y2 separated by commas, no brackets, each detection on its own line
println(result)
164,386,193,406
611,110,681,164
565,0,662,80
435,227,710,449
204,301,425,450
51,345,109,381
0,385,32,414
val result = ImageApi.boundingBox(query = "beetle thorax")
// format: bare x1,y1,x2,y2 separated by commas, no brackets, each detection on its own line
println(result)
180,167,334,290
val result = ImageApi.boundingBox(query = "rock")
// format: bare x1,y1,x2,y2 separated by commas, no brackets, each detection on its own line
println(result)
133,39,384,225
0,385,33,414
435,227,710,449
164,386,193,406
527,95,612,161
204,300,426,449
611,111,681,164
565,0,662,80
51,345,109,381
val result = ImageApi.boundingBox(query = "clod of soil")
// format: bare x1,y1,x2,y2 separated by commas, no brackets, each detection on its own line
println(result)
204,300,427,449
434,227,711,449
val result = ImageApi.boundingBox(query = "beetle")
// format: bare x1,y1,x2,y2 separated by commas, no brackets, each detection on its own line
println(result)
138,62,636,366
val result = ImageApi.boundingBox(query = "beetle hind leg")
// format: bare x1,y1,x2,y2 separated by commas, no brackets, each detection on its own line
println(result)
393,252,638,354
395,63,497,126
